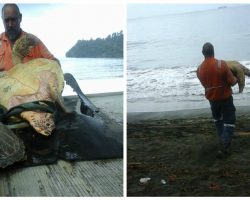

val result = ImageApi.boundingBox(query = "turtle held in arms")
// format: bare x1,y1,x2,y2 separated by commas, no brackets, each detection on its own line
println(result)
226,61,250,93
0,58,65,168
2,33,65,136
0,58,65,136
0,34,65,168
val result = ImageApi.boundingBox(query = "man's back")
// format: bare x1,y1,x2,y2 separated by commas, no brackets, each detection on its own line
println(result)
197,57,236,101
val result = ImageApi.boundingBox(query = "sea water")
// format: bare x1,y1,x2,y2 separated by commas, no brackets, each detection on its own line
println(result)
127,5,250,112
58,57,123,95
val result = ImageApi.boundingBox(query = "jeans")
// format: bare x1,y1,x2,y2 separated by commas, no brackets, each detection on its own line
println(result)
209,96,236,148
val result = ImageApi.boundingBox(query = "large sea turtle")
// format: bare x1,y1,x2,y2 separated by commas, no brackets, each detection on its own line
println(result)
0,58,65,136
226,61,250,93
0,34,65,168
0,33,65,136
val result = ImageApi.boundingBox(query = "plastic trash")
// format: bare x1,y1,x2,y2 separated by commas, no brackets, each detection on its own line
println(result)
139,177,151,184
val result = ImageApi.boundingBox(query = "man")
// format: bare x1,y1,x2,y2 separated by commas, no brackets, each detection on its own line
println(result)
197,42,237,157
0,3,58,71
0,4,62,168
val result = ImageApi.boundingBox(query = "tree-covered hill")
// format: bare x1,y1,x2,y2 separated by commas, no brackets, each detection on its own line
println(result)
65,31,123,58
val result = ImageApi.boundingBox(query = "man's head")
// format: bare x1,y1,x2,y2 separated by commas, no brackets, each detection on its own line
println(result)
1,4,22,43
202,42,214,58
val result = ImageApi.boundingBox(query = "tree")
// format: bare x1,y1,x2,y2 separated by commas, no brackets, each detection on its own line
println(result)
65,31,123,58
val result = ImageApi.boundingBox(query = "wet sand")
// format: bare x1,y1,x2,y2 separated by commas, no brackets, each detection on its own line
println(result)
127,107,250,196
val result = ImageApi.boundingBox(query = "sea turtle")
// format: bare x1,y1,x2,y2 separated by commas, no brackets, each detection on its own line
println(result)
0,34,65,168
0,33,65,137
0,122,25,168
0,58,65,136
12,33,40,66
226,61,250,93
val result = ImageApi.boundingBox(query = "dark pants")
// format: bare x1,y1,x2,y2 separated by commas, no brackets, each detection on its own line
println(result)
209,96,236,148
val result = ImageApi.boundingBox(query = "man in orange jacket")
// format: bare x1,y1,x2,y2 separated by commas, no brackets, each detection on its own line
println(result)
0,3,58,71
197,42,237,157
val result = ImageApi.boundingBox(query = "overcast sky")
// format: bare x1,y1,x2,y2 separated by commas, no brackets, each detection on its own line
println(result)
127,4,241,19
0,3,124,58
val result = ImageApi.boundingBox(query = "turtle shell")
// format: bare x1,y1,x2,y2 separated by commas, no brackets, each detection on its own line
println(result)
0,58,65,136
0,122,25,168
0,58,64,110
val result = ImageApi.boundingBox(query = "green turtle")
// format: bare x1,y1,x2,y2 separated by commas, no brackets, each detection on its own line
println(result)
226,61,250,93
0,33,65,136
12,33,40,65
0,58,65,136
0,33,67,168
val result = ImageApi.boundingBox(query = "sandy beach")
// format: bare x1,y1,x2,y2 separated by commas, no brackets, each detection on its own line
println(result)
127,105,250,196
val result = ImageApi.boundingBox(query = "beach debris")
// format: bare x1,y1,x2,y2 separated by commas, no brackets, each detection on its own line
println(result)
129,162,141,169
161,179,167,185
139,177,151,184
168,174,177,183
208,182,220,191
234,132,250,137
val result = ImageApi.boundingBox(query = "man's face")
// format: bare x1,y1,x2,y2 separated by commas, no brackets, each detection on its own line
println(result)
2,6,22,42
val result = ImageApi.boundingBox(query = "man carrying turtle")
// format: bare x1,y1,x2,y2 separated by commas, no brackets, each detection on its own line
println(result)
0,4,63,168
197,42,238,158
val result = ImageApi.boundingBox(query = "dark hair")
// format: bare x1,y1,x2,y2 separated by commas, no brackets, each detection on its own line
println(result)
1,3,21,17
202,42,214,57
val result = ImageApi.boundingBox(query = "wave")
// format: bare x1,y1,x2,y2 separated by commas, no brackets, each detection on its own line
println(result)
127,60,250,105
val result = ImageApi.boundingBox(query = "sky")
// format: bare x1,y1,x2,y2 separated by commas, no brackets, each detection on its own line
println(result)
0,2,248,58
127,3,240,19
0,3,124,58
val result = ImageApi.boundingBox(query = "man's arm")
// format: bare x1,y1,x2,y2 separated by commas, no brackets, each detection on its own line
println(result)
30,41,61,67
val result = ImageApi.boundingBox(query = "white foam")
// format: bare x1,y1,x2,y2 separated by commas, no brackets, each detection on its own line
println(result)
127,60,250,112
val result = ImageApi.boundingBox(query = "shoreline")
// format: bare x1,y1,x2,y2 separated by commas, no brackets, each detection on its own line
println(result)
63,91,123,98
127,98,250,112
128,105,250,122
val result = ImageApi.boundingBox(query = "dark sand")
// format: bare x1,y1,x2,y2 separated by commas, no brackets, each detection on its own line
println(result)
127,107,250,196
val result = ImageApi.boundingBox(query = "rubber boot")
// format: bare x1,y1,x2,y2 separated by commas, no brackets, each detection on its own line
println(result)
219,125,234,157
215,120,223,137
221,125,234,147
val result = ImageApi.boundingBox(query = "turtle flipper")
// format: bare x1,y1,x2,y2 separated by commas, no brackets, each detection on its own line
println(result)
64,73,99,117
0,122,25,168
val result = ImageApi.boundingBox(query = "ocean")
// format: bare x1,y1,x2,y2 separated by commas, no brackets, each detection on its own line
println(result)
127,5,250,112
58,57,123,96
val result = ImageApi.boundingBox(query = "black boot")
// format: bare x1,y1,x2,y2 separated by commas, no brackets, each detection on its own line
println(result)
215,120,223,137
217,125,234,158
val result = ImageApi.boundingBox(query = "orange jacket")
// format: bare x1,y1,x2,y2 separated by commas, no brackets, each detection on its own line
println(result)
0,31,55,71
197,57,237,101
